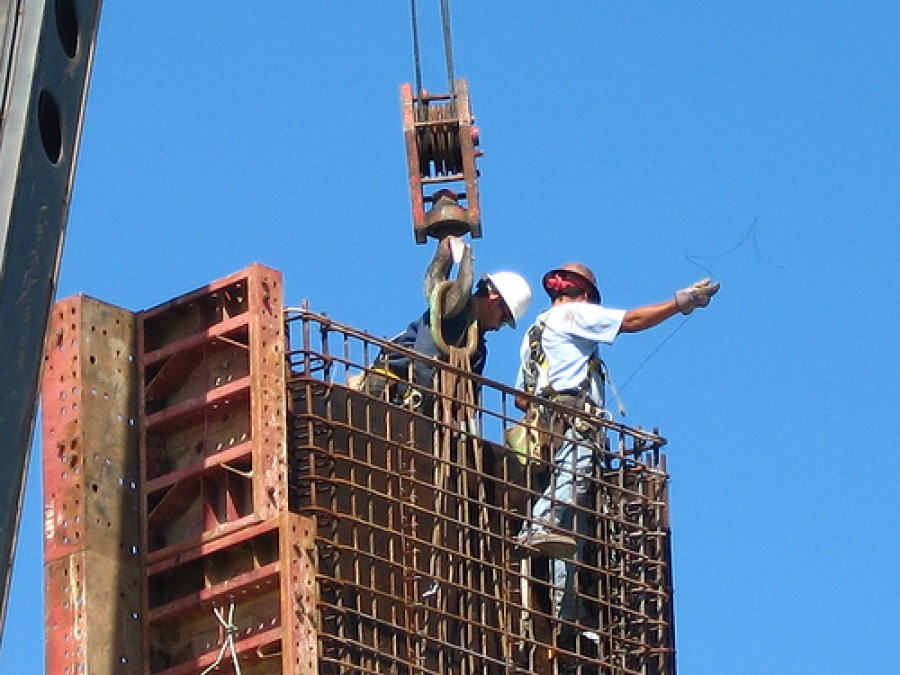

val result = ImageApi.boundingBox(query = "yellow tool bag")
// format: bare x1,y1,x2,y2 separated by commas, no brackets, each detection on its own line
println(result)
504,404,566,466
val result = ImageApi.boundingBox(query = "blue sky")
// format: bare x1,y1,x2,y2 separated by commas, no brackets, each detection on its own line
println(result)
4,3,899,672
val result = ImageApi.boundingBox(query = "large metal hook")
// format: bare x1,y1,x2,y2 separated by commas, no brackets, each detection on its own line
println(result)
429,279,479,358
423,235,473,319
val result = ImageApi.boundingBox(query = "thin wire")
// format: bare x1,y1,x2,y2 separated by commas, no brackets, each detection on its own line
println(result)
617,315,693,394
685,218,754,277
617,220,767,399
221,462,253,479
686,217,783,277
200,599,243,675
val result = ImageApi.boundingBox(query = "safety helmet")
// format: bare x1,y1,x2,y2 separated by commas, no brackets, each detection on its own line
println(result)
484,271,532,328
542,262,601,303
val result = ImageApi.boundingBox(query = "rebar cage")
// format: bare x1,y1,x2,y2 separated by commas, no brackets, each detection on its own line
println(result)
287,308,677,675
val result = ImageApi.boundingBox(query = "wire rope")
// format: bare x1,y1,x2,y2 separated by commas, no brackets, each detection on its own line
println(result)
409,0,424,95
439,0,456,95
409,0,458,97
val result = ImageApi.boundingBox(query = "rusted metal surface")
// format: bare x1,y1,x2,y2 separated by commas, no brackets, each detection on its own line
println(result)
287,308,677,674
137,265,315,674
43,267,676,674
41,295,142,673
401,79,482,243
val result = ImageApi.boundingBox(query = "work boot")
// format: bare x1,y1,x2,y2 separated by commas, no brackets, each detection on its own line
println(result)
516,529,577,559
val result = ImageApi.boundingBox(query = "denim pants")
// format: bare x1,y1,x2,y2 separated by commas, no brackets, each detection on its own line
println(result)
528,423,603,623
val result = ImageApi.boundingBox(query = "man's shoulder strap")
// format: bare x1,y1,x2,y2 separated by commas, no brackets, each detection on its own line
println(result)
522,320,547,395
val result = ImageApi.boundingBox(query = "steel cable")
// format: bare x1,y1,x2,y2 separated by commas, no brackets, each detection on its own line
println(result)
409,0,458,97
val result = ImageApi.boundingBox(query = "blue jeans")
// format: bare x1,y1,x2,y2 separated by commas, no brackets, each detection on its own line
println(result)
527,423,606,623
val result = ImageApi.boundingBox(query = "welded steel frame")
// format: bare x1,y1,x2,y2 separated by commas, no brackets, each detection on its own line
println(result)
286,308,678,674
136,264,316,674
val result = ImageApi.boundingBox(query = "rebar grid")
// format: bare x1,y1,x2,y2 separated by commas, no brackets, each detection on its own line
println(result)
286,308,676,674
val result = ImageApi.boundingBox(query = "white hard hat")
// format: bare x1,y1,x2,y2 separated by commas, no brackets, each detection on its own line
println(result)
484,271,532,328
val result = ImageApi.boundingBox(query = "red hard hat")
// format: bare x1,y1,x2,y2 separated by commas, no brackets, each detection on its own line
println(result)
541,262,601,303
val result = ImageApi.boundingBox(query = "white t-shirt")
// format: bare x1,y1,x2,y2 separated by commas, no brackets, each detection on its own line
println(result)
516,302,626,404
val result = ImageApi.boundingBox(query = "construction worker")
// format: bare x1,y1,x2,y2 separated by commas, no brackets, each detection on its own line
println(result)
513,262,719,640
362,237,532,408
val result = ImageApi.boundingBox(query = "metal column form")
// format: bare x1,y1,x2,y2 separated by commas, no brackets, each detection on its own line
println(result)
137,264,317,674
0,0,103,637
41,294,143,673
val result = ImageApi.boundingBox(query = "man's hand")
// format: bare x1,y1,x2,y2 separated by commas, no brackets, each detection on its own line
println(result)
675,278,720,314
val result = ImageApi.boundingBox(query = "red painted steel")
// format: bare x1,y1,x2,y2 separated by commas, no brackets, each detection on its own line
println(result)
401,79,483,243
42,295,142,673
137,264,315,674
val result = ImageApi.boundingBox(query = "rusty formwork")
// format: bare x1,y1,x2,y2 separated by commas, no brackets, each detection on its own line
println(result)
137,264,315,675
42,295,142,674
42,265,318,674
287,308,677,675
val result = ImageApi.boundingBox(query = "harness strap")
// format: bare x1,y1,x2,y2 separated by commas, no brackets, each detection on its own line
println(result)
522,320,605,402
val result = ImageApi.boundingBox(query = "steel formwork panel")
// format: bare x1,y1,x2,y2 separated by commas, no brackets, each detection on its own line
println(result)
41,294,142,673
138,265,287,559
136,264,315,675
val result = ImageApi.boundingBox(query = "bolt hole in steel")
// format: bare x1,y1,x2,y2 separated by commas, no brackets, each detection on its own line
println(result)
55,0,79,58
38,90,63,164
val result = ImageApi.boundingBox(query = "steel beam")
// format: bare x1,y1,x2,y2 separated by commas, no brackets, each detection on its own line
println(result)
0,0,103,640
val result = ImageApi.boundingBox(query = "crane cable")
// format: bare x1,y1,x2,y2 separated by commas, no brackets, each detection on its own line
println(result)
409,0,457,97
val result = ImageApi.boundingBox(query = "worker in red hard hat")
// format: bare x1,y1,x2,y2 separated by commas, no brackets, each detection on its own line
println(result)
513,261,719,643
515,261,719,411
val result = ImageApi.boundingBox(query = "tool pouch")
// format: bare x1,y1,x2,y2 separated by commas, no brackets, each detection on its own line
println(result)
504,404,566,466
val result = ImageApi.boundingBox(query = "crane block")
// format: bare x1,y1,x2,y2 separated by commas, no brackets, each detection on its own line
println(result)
401,78,483,244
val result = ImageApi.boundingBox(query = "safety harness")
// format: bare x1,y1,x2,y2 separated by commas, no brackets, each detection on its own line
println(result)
506,320,610,465
521,320,605,405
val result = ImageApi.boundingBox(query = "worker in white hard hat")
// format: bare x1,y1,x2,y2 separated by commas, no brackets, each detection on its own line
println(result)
513,261,719,646
361,237,532,408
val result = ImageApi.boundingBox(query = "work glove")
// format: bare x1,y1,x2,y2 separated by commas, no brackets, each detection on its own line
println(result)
675,278,720,314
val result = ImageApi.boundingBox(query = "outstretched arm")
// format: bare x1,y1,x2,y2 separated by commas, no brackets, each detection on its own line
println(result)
620,299,680,333
620,278,720,333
